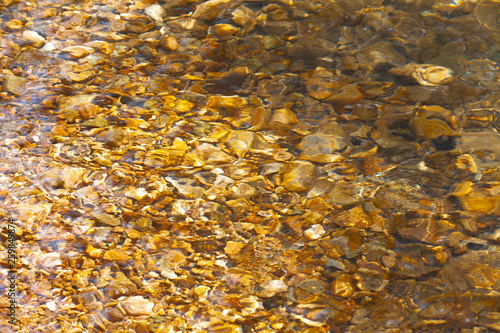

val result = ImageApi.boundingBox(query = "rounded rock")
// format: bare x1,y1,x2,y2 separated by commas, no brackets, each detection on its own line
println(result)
281,161,317,192
120,296,154,316
21,30,45,47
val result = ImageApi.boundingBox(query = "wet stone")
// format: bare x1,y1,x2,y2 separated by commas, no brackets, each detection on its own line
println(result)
392,245,449,278
298,122,349,163
92,204,122,227
409,116,457,140
281,161,317,192
192,0,233,21
120,296,154,316
104,272,138,299
33,252,63,269
304,224,325,240
104,307,125,322
389,63,454,86
2,74,25,93
442,248,500,291
259,279,288,298
187,143,232,166
62,46,94,59
97,128,130,148
396,217,455,245
40,166,86,189
21,30,46,47
58,94,103,122
103,249,132,261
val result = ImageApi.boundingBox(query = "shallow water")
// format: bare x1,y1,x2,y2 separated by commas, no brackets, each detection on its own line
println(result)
2,0,500,332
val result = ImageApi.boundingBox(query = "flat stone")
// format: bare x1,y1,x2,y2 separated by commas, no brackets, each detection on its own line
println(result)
120,296,154,316
3,74,25,93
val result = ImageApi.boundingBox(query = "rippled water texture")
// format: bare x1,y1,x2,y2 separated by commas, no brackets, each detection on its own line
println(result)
2,0,500,332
